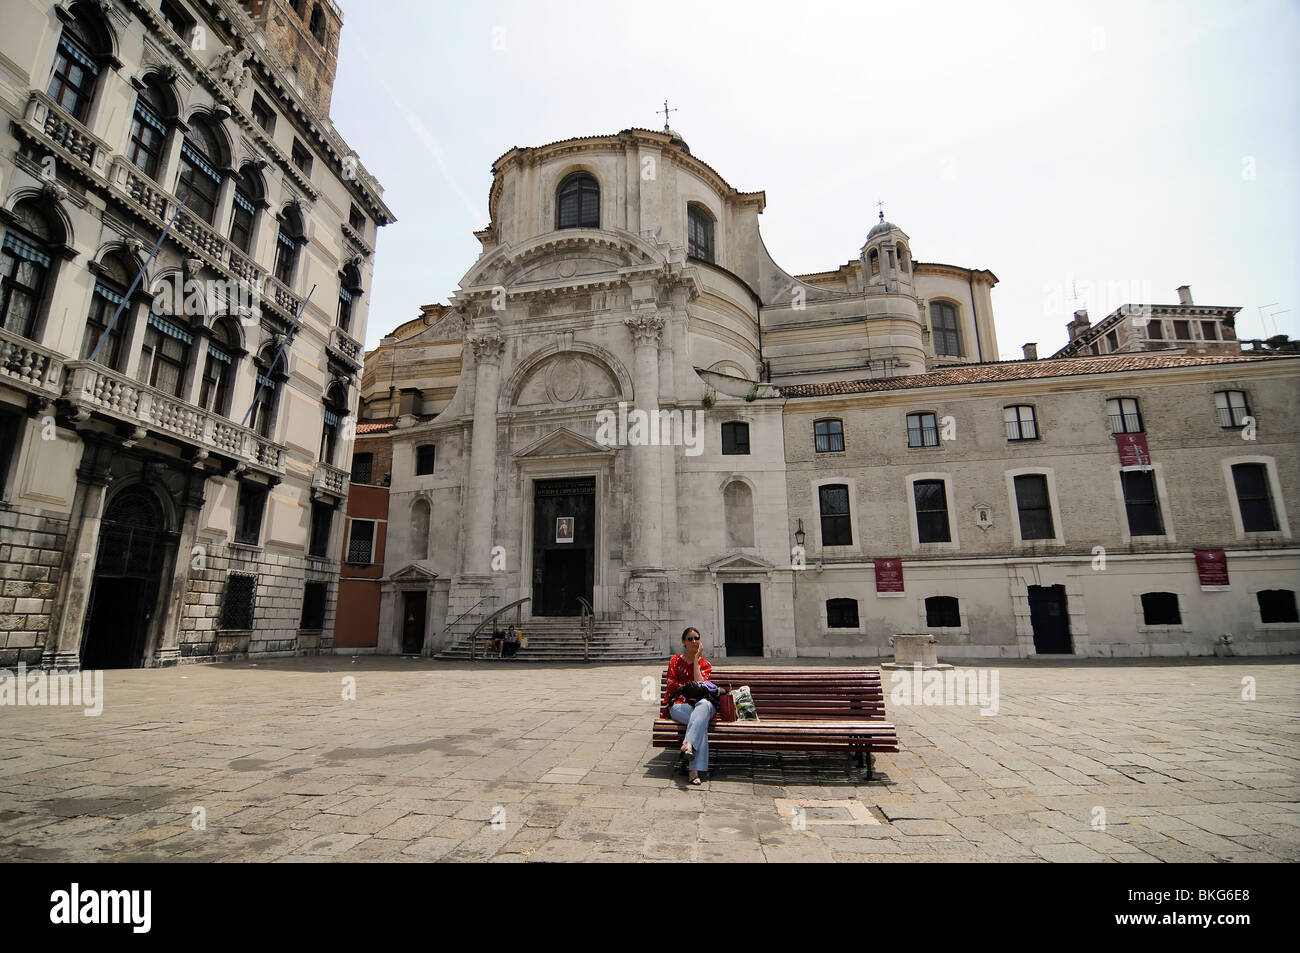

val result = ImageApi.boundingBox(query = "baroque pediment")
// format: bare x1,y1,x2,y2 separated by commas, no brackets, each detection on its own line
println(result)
705,551,776,573
388,564,438,583
514,352,620,407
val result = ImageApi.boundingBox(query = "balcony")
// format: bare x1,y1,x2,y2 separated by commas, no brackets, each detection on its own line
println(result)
327,325,363,369
62,361,286,477
261,275,303,320
17,91,112,181
310,462,350,500
0,327,64,401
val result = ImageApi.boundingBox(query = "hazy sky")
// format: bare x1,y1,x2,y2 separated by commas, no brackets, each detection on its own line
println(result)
328,0,1299,359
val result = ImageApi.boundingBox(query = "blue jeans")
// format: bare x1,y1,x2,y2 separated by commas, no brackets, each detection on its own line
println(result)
669,700,714,772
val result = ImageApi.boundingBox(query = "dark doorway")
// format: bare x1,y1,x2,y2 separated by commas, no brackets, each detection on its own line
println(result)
401,590,426,654
722,582,763,656
81,486,169,669
1027,584,1072,654
532,477,595,616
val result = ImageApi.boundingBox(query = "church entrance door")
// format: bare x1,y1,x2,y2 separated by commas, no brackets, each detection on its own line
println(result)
532,477,595,616
722,583,763,656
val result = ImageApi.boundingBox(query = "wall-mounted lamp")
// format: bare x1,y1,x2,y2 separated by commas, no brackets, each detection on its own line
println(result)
794,519,805,547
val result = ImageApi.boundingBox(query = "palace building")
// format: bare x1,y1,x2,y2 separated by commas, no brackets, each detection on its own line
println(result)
349,127,1298,661
0,0,393,668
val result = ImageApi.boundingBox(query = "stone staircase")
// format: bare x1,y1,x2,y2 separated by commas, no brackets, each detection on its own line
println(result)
435,618,664,662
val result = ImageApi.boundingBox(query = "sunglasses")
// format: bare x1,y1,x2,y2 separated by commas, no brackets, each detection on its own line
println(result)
685,636,700,642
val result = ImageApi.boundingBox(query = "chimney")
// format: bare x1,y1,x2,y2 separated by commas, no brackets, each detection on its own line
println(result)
1176,285,1193,306
1067,308,1091,342
1022,343,1038,361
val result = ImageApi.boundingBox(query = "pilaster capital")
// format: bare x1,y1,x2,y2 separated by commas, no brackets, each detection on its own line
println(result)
468,331,505,365
624,313,665,348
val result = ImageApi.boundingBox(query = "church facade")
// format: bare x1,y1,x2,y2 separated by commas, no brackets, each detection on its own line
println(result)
358,127,1298,660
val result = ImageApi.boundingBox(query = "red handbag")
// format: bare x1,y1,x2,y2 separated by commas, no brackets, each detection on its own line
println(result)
718,691,738,722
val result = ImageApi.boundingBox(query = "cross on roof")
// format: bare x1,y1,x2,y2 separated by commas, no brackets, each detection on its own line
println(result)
658,99,677,131
875,199,885,222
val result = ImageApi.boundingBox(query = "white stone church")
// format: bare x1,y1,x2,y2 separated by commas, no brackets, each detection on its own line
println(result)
354,127,1299,661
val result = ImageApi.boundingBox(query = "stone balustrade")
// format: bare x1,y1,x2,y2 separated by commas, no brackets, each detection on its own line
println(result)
62,361,286,476
0,327,64,399
21,91,112,179
310,462,349,498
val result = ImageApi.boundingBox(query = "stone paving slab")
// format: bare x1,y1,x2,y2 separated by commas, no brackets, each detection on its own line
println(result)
0,656,1296,862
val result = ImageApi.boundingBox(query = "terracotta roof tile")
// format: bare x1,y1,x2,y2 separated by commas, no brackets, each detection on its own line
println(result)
778,353,1292,399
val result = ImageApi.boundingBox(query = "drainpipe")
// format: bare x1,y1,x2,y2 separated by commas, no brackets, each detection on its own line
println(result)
968,272,984,363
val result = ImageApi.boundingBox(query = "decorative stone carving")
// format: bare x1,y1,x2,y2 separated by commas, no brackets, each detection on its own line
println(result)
214,47,252,94
624,313,664,347
468,331,505,364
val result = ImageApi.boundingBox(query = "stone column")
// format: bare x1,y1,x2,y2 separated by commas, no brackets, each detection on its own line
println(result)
462,330,505,576
46,438,114,670
625,312,664,569
151,469,208,666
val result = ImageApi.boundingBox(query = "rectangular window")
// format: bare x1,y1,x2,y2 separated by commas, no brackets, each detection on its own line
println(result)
1173,320,1191,340
1215,390,1250,429
229,190,255,254
826,599,859,628
136,316,192,398
1105,330,1119,351
1014,474,1055,540
906,412,939,448
721,421,750,455
416,444,436,476
1232,463,1278,532
818,484,852,547
351,452,373,484
348,203,366,233
814,419,844,453
1106,397,1143,434
1141,592,1181,625
1121,469,1164,536
300,581,327,630
913,479,951,543
925,596,961,628
0,409,22,500
309,501,333,558
1004,405,1038,441
1200,320,1218,341
292,139,313,176
1146,319,1163,339
347,519,375,564
234,482,267,545
160,1,195,38
1258,589,1298,624
251,93,275,134
219,573,256,630
1,236,51,339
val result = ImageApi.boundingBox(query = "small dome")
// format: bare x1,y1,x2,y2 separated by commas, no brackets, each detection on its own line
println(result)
867,216,897,240
663,128,690,153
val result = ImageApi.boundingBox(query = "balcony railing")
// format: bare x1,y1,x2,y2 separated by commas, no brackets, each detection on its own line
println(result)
261,275,303,318
328,325,362,366
0,327,64,399
62,361,286,476
19,91,113,180
310,462,350,498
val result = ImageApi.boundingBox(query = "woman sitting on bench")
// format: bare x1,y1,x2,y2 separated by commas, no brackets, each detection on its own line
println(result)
663,626,715,786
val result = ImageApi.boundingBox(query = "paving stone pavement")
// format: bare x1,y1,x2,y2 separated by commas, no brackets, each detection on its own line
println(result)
0,657,1296,863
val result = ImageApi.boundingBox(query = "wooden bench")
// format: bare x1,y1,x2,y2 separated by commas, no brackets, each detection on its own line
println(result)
652,668,899,780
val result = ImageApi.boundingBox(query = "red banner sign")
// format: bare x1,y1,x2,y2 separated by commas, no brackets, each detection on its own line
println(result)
1116,433,1151,467
1195,548,1230,590
874,557,904,596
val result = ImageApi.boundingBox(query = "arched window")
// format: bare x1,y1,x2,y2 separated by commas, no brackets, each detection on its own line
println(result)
199,317,237,415
137,303,193,397
176,118,224,224
868,248,879,276
930,301,962,357
897,244,910,273
47,5,107,123
723,481,754,549
411,498,430,560
249,343,284,439
687,204,714,262
274,206,305,286
320,382,347,465
127,80,171,180
1,201,55,340
556,172,599,229
81,253,133,367
229,165,263,255
337,262,361,333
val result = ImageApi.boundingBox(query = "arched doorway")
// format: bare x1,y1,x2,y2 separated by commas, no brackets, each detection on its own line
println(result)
81,486,170,668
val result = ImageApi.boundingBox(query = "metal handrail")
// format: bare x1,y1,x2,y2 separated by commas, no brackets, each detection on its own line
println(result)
432,597,483,657
576,596,594,663
618,596,656,627
470,597,531,660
